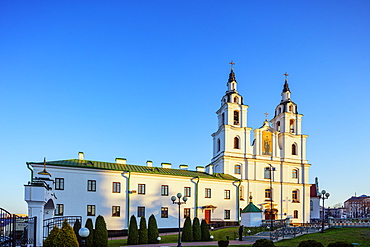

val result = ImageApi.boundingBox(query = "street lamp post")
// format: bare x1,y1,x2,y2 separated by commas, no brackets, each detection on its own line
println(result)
78,227,90,247
268,164,276,230
317,190,330,233
171,193,188,247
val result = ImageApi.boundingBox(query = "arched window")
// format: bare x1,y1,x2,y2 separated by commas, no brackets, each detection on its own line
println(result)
221,113,225,125
217,139,221,152
265,189,272,200
289,105,293,112
293,210,298,219
292,143,297,155
292,169,298,179
290,119,295,133
233,111,239,125
276,121,281,132
292,190,299,202
264,167,271,179
234,136,240,149
234,165,241,174
239,185,244,200
234,96,238,103
278,107,281,114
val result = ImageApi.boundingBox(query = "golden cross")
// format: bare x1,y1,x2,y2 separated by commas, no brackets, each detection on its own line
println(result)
229,61,235,68
264,112,269,120
283,72,289,79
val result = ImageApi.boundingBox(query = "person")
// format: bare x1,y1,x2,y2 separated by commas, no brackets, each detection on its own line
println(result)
238,225,244,241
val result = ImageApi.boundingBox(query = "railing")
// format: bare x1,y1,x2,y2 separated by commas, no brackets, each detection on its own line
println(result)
261,219,287,228
330,218,370,227
43,216,82,239
270,223,321,241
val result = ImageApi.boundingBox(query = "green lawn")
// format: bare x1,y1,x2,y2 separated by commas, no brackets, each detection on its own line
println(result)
108,227,370,247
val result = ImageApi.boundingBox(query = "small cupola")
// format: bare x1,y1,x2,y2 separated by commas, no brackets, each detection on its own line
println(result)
37,157,51,178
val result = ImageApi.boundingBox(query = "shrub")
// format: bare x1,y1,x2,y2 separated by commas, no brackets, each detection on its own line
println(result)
181,216,193,242
94,215,108,247
73,219,82,246
85,218,94,247
43,225,60,247
192,217,201,241
53,219,79,247
298,240,324,247
148,214,159,244
138,216,148,244
328,242,354,247
252,238,275,247
127,215,139,245
200,219,210,241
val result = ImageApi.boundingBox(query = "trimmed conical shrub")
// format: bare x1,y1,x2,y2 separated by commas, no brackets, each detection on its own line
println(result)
181,216,193,242
94,215,108,247
127,215,139,245
53,219,79,247
85,218,94,247
148,214,159,244
43,225,60,247
192,217,201,242
139,216,148,244
298,240,324,247
200,219,210,241
73,219,82,246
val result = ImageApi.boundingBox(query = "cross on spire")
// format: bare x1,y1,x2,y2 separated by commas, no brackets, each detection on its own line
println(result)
229,60,235,69
264,112,269,120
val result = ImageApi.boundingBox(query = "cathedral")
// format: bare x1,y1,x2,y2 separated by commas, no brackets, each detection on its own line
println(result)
25,68,312,242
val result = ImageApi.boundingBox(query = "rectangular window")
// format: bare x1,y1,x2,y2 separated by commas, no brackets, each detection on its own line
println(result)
112,206,120,217
55,204,64,216
184,187,191,197
161,207,168,218
87,205,96,216
161,185,169,196
87,180,96,192
138,184,146,194
112,182,121,193
265,189,272,199
138,206,145,217
205,188,211,198
224,190,230,199
55,178,64,190
184,208,190,218
224,210,230,219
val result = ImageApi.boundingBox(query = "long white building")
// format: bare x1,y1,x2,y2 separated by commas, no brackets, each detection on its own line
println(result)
25,68,312,237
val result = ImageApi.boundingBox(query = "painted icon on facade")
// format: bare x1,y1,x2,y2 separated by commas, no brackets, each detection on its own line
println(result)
262,130,272,155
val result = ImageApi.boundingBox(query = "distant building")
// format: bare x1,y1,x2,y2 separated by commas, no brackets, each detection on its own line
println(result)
344,194,370,218
25,68,316,245
310,182,320,220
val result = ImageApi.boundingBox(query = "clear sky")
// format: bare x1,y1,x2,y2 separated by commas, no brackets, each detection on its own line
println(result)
1,0,369,214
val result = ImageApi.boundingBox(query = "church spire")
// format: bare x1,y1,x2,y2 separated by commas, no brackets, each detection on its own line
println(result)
227,61,237,92
281,72,291,101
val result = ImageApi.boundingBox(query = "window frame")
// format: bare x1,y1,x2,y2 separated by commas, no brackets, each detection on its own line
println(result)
292,169,298,179
234,137,240,149
292,190,299,202
233,110,240,125
55,178,64,190
112,206,120,217
234,165,241,174
87,180,96,192
161,207,168,218
138,206,145,218
87,205,96,216
161,185,169,196
55,204,64,216
205,188,211,198
265,189,272,200
224,190,231,199
184,208,191,218
138,184,146,194
112,182,121,193
293,210,298,219
184,187,191,197
224,210,231,220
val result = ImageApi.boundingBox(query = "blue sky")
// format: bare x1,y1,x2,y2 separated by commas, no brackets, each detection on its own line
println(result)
1,0,369,213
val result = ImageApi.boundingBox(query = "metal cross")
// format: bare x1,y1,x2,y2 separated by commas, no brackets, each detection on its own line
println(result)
229,61,235,68
264,112,269,120
283,72,289,79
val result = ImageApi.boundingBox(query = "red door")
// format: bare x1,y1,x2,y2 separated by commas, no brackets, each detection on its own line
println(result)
205,210,211,223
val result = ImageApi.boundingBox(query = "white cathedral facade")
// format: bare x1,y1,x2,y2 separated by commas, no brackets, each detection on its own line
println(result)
25,68,312,244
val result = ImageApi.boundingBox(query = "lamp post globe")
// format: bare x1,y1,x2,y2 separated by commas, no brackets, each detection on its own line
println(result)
78,227,90,247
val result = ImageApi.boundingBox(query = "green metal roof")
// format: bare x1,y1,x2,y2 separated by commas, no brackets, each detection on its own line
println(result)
28,159,238,181
241,202,263,213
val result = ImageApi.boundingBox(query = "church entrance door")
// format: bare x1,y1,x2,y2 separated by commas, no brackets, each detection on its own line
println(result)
204,210,211,223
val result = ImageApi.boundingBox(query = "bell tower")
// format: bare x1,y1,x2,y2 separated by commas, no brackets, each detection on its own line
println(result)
209,65,252,176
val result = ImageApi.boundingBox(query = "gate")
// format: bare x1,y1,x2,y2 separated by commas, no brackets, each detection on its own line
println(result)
0,208,36,247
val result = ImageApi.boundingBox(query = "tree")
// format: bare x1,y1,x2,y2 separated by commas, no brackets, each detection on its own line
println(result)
85,218,94,247
192,217,201,242
53,219,79,247
181,216,193,242
43,225,60,247
94,215,108,247
73,219,82,246
252,239,275,247
148,214,159,244
139,216,148,244
127,215,139,245
200,219,210,241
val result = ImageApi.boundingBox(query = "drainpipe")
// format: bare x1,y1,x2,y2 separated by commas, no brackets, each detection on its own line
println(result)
236,180,242,224
26,162,34,183
122,171,131,229
195,176,200,218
